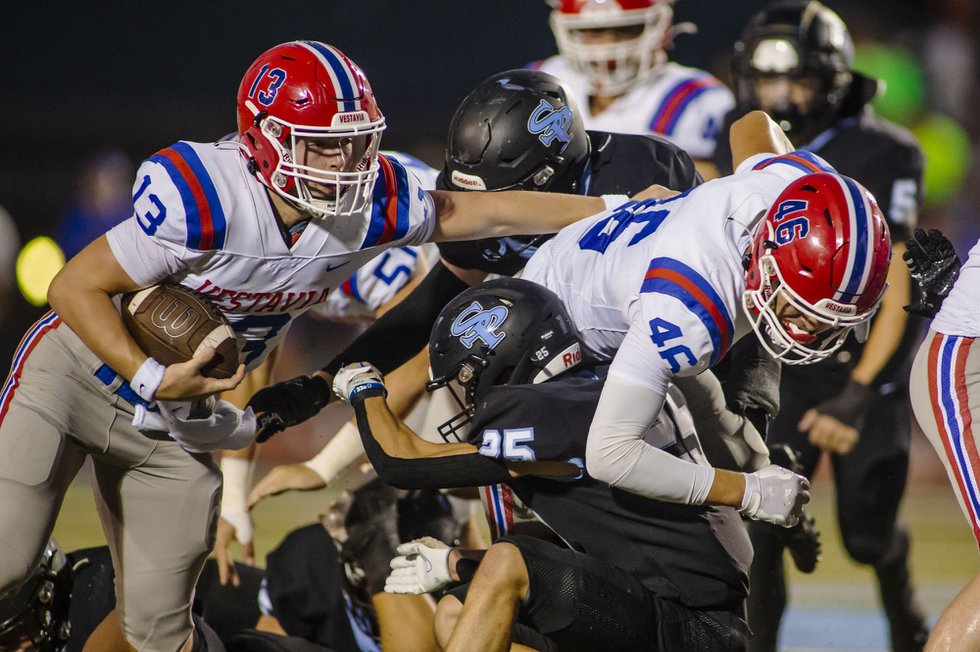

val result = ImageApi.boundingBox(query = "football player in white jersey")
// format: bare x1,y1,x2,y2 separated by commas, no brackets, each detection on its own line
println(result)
532,0,735,178
906,230,980,651
518,110,892,521
0,41,613,652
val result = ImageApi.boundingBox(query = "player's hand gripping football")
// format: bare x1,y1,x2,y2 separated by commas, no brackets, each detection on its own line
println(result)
247,373,333,442
903,227,961,317
740,463,811,528
332,362,387,404
385,537,455,594
155,347,246,401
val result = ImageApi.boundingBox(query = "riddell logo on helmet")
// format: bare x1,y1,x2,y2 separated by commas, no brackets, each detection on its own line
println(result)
451,171,488,190
333,111,369,126
562,348,582,368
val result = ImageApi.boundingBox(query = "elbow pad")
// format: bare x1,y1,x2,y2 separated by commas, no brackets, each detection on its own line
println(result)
352,397,511,490
323,261,470,376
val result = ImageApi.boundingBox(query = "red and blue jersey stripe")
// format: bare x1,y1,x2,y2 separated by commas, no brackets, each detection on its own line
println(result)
927,333,980,547
481,483,515,541
340,274,362,302
641,258,734,365
751,150,835,175
149,142,227,251
362,154,412,249
649,75,724,136
0,311,61,425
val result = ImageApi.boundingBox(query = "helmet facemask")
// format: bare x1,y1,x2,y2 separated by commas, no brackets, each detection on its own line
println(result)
425,357,486,443
550,2,673,96
743,248,876,365
245,99,384,220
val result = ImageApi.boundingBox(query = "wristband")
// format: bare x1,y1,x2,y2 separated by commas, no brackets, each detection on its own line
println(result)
349,383,387,403
740,472,762,514
220,456,255,516
601,194,630,211
130,357,165,403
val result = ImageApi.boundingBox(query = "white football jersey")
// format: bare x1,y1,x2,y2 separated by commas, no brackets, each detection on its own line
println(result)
522,149,837,396
312,152,438,322
313,246,422,323
531,57,734,160
106,141,434,370
932,237,980,338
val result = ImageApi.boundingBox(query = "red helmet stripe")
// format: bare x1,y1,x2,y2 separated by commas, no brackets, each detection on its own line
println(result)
835,175,874,300
299,41,362,113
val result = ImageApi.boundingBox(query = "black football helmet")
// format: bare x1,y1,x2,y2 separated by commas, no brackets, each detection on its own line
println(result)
438,69,591,195
732,0,854,142
0,540,72,651
427,278,583,442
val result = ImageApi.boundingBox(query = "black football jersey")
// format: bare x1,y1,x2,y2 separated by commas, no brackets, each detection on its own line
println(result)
469,376,751,611
436,130,702,276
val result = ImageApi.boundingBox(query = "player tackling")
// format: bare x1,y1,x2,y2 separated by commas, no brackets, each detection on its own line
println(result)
0,41,612,652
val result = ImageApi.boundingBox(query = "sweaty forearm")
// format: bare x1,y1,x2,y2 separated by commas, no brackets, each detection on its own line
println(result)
323,261,469,376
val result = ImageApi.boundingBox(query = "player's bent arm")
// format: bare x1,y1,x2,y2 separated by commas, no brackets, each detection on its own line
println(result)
672,372,770,472
426,190,604,242
350,392,577,490
850,242,910,386
586,374,743,505
729,110,794,171
47,236,155,382
48,236,244,400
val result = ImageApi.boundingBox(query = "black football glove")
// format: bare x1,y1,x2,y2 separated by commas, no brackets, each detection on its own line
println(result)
903,227,961,317
247,374,331,442
813,378,873,432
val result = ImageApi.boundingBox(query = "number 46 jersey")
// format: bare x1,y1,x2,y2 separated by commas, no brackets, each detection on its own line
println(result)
522,149,837,396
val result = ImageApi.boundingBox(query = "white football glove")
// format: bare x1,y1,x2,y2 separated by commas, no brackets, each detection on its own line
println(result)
740,463,810,528
332,362,387,404
158,398,256,454
384,537,453,595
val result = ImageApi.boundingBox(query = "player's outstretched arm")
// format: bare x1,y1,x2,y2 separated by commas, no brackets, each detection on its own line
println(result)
426,190,605,242
47,235,244,401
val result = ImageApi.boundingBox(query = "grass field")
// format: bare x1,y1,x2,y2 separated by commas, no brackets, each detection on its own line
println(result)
53,462,980,651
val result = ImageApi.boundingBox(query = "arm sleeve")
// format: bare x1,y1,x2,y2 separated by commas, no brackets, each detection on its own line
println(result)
584,373,716,503
351,392,512,490
672,371,770,472
322,260,469,376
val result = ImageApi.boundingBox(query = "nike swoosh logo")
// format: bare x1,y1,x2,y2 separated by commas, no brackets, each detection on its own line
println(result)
325,261,350,272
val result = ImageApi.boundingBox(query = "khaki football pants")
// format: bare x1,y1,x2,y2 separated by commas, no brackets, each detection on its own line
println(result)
0,314,221,651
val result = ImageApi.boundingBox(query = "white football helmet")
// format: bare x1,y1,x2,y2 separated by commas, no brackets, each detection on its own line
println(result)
549,0,675,96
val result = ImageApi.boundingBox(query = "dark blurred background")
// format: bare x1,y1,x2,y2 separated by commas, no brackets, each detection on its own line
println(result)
1,0,974,368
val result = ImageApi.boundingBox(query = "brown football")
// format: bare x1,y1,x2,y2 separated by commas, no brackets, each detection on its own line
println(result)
121,284,240,379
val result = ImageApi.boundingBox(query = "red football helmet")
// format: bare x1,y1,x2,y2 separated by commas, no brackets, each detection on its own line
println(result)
236,41,385,219
548,0,675,95
743,172,891,365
